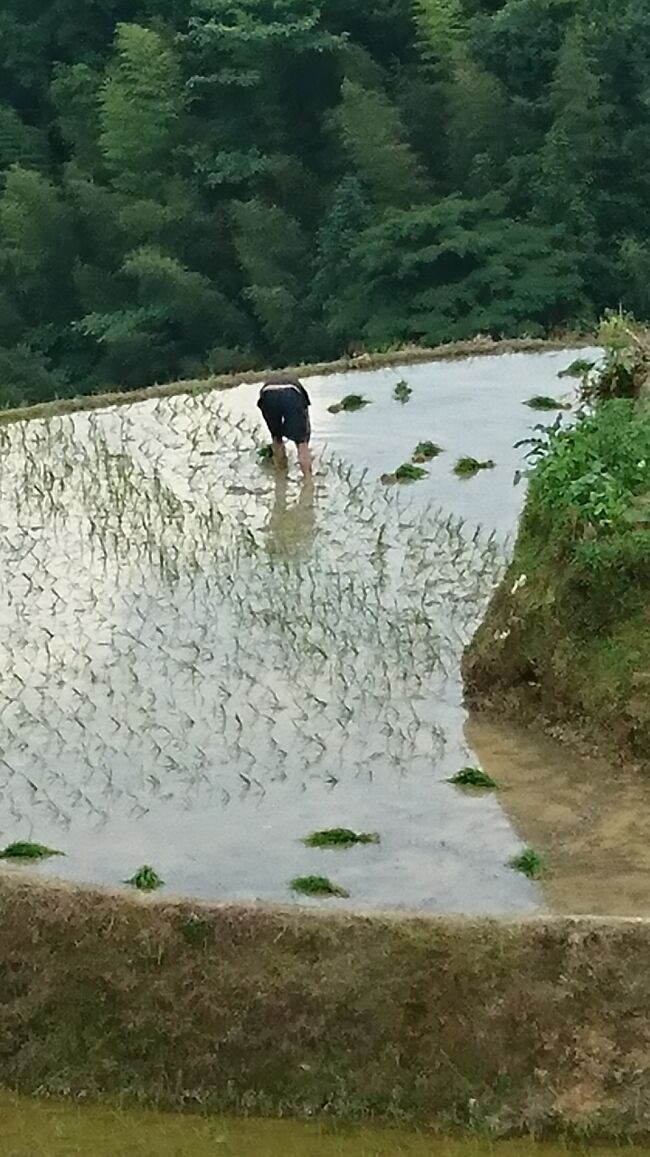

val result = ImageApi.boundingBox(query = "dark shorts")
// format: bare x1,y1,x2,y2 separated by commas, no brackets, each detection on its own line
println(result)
258,387,311,444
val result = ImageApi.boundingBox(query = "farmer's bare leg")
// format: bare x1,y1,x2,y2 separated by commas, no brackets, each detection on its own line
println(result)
297,440,312,479
272,438,288,470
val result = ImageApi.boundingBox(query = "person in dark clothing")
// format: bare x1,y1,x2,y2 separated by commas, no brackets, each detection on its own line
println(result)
257,375,312,479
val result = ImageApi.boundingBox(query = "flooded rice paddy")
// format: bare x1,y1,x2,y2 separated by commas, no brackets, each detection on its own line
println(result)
0,346,643,916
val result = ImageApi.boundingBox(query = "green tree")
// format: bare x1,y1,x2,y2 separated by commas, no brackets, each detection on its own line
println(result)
331,78,429,208
310,176,371,349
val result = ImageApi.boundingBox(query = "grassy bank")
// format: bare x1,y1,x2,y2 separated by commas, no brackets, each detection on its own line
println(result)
0,334,587,428
463,351,650,767
0,877,650,1137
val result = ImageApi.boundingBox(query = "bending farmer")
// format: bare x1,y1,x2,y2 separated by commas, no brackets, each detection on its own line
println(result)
257,375,312,479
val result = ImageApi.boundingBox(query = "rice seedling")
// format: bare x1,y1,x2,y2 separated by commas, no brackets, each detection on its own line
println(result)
327,394,370,414
523,395,571,411
509,848,546,879
0,841,63,860
382,463,428,484
290,874,350,898
453,457,495,478
449,767,498,790
393,380,412,403
125,865,165,891
412,441,443,462
302,828,380,848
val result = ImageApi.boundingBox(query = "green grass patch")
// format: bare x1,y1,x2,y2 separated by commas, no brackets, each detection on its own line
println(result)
125,865,165,892
302,828,380,849
509,848,546,879
290,875,350,898
449,767,498,790
412,441,443,462
328,394,370,414
0,841,63,861
453,457,495,478
393,380,412,403
524,395,571,411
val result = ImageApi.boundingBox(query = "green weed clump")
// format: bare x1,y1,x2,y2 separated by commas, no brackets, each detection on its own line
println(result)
412,441,442,462
393,380,412,403
524,395,571,411
126,865,165,891
328,394,370,414
453,457,495,477
509,848,546,879
449,767,498,790
303,828,380,848
0,841,63,860
181,916,212,947
290,875,350,898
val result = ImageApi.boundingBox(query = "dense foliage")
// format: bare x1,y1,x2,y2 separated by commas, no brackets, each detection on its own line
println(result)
1,0,650,402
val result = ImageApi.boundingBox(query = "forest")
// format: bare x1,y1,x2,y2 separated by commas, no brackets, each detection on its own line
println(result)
0,0,649,404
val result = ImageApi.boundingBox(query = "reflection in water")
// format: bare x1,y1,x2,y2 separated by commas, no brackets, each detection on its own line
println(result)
3,1094,646,1157
266,474,316,560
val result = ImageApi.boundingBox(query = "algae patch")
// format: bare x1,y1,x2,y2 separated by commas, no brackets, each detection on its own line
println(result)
382,463,428,484
412,441,443,462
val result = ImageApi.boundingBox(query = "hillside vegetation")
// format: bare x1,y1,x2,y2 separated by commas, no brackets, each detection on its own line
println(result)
463,317,650,766
1,0,650,403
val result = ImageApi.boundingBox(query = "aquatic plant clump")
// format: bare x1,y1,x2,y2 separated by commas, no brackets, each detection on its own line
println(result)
524,395,571,411
126,865,165,891
509,848,546,879
328,394,370,414
453,457,496,478
449,767,498,790
291,874,350,898
412,441,443,462
302,828,380,848
393,380,412,403
0,841,63,860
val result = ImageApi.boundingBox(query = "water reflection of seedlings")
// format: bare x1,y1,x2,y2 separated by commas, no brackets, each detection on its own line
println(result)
328,394,370,414
413,441,443,462
393,380,412,403
509,848,546,879
0,841,63,860
449,767,498,790
524,396,571,411
291,874,350,898
453,457,495,478
303,828,380,848
126,865,165,891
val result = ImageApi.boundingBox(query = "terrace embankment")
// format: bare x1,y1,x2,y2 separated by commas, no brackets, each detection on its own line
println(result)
1,875,650,1138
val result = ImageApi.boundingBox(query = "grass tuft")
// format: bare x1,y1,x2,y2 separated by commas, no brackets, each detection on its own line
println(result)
449,767,498,790
290,874,350,898
509,848,547,879
412,440,443,462
0,841,63,860
453,456,495,478
125,865,165,892
181,916,212,947
328,394,370,414
524,395,571,411
302,828,380,849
